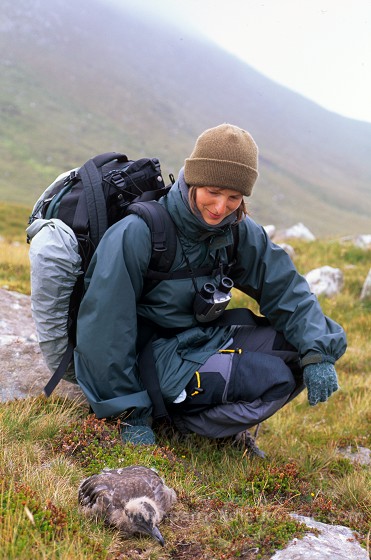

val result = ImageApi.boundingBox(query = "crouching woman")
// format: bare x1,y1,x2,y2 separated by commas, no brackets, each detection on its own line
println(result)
74,124,347,451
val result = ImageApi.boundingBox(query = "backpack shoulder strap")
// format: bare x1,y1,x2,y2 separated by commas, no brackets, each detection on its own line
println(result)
74,153,129,248
126,200,177,275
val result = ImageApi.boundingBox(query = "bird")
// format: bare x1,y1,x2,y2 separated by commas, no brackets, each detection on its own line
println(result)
78,465,177,546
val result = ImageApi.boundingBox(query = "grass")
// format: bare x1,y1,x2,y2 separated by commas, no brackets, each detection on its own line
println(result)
0,241,30,294
0,390,369,559
0,212,370,558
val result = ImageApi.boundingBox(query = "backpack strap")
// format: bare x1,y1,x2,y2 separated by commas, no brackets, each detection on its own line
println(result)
225,224,239,274
215,308,270,327
136,317,187,422
74,153,129,248
91,152,128,167
77,160,107,248
126,201,178,277
43,340,74,397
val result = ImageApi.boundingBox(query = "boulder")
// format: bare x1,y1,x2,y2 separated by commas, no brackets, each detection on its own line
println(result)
0,288,86,404
278,243,295,259
360,268,371,300
305,266,344,297
280,222,316,241
354,234,371,249
263,224,276,239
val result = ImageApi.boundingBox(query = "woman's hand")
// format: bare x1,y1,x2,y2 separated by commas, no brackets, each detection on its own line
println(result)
304,362,339,406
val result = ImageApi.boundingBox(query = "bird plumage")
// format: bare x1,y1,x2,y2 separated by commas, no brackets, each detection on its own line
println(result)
78,465,177,546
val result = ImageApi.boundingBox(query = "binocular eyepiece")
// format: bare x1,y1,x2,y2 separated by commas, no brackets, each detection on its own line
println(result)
219,276,234,293
194,277,234,323
199,282,216,298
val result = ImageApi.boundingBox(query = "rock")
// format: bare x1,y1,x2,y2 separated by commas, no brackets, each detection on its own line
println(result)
262,225,295,256
0,288,86,404
337,446,371,466
270,515,368,559
354,234,371,249
360,268,371,300
264,224,276,239
278,243,295,259
305,266,344,297
280,223,316,241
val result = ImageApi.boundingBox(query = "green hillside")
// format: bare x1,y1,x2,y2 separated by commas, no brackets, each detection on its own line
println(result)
1,0,371,236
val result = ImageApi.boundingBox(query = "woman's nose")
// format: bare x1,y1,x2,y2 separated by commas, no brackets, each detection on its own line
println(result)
214,198,227,213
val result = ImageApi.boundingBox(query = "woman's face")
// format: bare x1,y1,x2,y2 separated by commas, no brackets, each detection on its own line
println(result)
195,186,243,225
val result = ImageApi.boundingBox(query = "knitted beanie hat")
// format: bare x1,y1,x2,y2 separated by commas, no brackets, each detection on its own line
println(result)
184,123,259,196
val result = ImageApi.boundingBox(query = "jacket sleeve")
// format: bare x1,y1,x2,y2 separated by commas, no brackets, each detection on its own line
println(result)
74,215,154,419
231,218,347,363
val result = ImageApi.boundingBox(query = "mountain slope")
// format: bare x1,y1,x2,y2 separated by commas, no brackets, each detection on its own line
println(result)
1,0,370,236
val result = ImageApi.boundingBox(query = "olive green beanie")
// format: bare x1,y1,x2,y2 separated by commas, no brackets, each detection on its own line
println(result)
184,123,259,196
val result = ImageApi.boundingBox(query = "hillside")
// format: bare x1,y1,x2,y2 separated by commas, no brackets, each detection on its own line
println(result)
1,0,371,236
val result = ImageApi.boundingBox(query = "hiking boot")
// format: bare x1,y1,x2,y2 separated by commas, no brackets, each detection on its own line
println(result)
234,429,267,459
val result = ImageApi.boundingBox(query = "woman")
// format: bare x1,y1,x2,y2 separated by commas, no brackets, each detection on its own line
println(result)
74,124,346,448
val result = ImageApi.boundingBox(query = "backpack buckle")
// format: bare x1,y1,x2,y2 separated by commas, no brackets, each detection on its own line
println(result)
152,231,167,252
65,169,79,185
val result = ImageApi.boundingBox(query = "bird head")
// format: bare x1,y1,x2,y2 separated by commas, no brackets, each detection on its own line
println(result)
124,497,165,546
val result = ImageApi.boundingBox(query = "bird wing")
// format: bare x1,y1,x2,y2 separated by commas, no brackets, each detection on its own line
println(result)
78,474,116,518
112,466,177,515
79,466,176,520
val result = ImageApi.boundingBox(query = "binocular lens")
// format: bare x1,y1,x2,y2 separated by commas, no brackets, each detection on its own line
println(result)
219,276,234,293
200,282,216,297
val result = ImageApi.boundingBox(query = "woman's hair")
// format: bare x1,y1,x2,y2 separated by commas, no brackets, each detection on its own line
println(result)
188,186,248,222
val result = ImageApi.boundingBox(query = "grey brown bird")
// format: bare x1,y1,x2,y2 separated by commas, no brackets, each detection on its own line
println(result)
78,465,177,546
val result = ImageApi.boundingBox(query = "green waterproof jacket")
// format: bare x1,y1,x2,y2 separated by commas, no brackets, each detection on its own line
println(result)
74,179,346,419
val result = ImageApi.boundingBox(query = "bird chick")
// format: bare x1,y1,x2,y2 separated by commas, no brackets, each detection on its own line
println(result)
78,465,176,546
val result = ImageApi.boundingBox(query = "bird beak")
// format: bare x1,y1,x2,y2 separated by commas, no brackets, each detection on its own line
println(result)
151,526,165,546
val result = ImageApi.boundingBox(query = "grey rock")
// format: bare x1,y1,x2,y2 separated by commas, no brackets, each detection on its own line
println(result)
337,446,371,466
264,224,276,239
354,234,371,249
0,288,85,404
305,266,344,297
280,223,316,241
360,268,371,300
270,515,368,559
278,243,295,259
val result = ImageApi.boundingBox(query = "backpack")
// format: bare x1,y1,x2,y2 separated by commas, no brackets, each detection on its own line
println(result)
27,152,178,397
29,152,176,270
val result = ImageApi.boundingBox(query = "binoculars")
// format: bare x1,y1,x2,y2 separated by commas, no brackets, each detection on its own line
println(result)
194,277,234,323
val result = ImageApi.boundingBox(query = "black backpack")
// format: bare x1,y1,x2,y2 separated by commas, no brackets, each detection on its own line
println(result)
29,152,177,272
28,152,178,396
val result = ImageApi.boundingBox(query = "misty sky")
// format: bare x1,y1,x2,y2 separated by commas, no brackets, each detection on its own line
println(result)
108,0,371,124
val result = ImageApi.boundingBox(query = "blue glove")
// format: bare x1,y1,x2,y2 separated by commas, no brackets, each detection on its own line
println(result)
121,418,155,445
303,362,339,406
